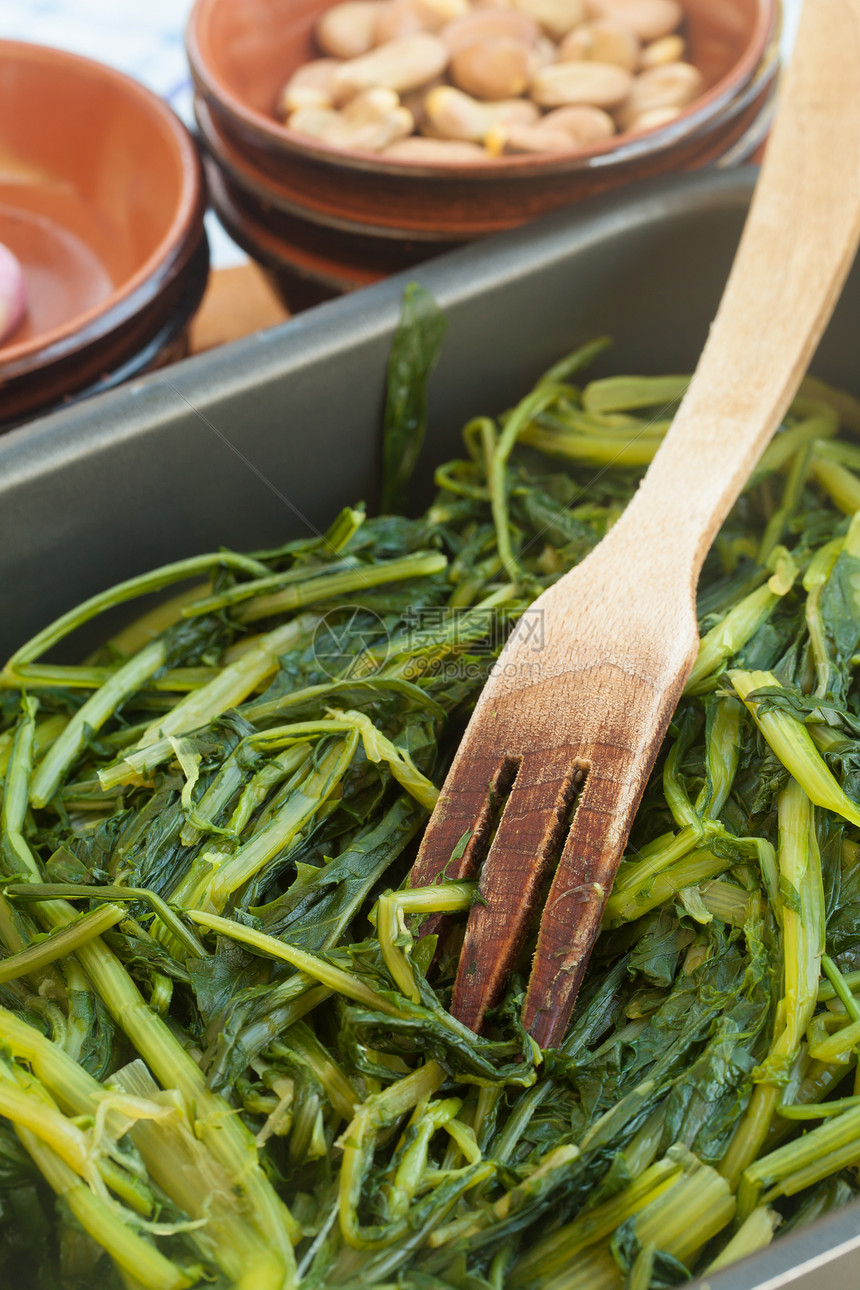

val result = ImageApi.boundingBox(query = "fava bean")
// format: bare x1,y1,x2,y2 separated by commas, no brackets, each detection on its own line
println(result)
375,0,469,43
400,78,445,128
316,1,385,59
383,135,490,159
498,121,578,152
559,19,639,70
625,103,682,131
328,88,415,149
513,0,586,40
424,84,539,141
332,33,449,100
639,33,685,67
542,102,616,140
279,58,343,116
532,58,632,107
441,9,541,53
450,36,537,99
536,34,559,65
291,87,414,151
617,58,702,124
287,104,341,141
587,0,682,42
499,104,614,151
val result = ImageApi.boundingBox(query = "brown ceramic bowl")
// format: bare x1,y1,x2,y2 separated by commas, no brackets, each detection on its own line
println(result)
0,238,210,431
1,230,210,424
1,236,210,428
196,47,777,243
187,0,778,241
0,40,207,405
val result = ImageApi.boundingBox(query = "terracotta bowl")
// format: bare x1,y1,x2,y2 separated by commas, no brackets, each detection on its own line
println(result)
1,232,210,425
200,57,775,312
0,40,207,409
187,0,778,242
0,238,210,431
197,53,777,242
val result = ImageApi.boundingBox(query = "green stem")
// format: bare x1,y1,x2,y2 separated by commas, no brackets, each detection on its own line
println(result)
4,552,268,672
30,640,168,807
238,552,447,624
490,385,564,583
6,883,207,960
99,616,318,789
16,1127,192,1290
721,779,824,1188
1,663,215,692
0,903,124,982
186,909,404,1017
731,671,860,827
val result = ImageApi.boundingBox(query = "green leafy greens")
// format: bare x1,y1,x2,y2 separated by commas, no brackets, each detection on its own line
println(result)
4,292,860,1288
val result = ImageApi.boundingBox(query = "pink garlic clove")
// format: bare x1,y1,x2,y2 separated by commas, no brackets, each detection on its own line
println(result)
0,242,26,345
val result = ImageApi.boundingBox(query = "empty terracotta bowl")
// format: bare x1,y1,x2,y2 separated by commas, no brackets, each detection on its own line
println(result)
187,0,778,243
0,236,211,429
0,40,207,419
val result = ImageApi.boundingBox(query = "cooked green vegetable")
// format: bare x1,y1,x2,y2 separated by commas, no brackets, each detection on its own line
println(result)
4,293,860,1289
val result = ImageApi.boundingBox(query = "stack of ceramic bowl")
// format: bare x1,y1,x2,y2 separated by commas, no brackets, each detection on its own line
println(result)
0,41,209,429
187,0,778,310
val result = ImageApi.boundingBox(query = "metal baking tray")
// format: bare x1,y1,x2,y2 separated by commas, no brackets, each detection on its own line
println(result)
1,166,859,1288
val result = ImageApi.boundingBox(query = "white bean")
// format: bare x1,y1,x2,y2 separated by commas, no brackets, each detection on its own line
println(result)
586,0,682,43
542,102,616,141
450,36,537,99
625,104,683,131
279,59,343,117
316,1,385,59
328,89,415,149
441,9,541,53
639,33,685,68
559,20,639,70
384,135,490,160
625,59,702,111
536,34,559,65
424,85,539,141
290,88,414,151
287,104,341,141
500,104,615,151
331,33,450,101
375,0,470,43
512,0,586,40
531,59,633,108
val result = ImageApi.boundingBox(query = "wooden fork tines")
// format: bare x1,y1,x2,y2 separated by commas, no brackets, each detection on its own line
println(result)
409,561,699,1050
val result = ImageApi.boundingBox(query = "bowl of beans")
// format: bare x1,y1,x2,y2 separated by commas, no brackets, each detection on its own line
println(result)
187,0,777,301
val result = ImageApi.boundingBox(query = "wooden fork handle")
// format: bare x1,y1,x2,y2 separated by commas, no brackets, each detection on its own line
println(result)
604,0,860,586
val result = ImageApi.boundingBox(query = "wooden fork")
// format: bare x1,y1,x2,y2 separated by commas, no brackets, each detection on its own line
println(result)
409,0,860,1050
